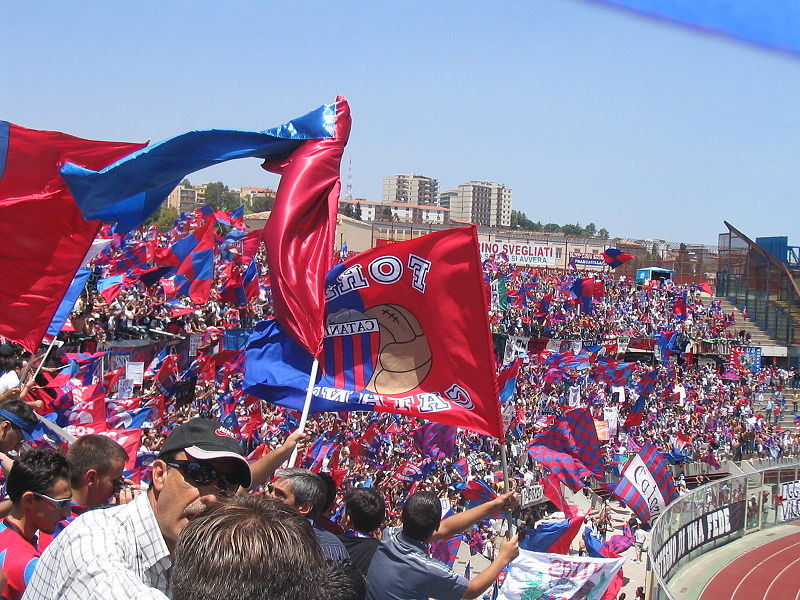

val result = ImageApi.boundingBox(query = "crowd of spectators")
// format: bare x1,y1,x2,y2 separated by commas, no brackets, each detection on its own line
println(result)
0,208,797,599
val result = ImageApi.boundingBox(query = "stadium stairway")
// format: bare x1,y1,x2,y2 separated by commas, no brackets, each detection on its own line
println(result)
705,296,778,347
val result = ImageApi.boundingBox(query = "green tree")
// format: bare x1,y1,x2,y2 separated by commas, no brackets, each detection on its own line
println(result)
342,203,354,218
355,202,363,221
204,182,241,211
149,206,179,231
543,223,561,233
598,228,609,239
585,223,597,236
248,194,274,213
180,178,193,188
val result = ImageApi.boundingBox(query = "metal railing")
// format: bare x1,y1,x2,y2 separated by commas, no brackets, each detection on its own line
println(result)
648,461,800,600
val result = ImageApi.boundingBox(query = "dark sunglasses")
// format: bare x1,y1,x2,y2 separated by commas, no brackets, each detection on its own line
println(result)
166,460,239,495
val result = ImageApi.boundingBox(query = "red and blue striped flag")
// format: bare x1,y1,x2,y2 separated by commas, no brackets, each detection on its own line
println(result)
612,443,678,523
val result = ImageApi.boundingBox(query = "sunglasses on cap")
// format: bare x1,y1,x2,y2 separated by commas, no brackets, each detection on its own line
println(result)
32,492,72,511
166,459,239,496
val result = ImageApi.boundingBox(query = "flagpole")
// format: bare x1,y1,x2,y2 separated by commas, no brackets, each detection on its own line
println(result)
499,442,514,538
288,357,319,467
20,338,60,385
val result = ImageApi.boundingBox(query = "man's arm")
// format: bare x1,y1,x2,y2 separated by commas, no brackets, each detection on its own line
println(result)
431,492,517,542
463,534,519,599
246,430,308,491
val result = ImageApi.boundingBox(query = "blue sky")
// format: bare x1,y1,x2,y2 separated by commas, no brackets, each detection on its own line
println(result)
2,1,798,244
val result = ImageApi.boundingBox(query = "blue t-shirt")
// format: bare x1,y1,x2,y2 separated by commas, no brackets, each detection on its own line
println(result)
366,527,468,600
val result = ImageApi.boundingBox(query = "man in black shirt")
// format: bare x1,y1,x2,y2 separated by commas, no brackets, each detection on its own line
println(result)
337,488,385,575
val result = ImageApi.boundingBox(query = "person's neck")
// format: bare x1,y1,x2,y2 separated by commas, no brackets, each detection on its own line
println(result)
71,487,89,508
7,509,36,542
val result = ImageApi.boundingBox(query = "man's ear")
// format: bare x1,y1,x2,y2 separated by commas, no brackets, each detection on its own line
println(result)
295,501,314,518
151,459,169,494
85,468,99,488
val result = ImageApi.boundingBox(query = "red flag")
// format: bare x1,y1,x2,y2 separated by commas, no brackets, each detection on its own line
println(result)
324,226,502,438
101,428,143,471
262,96,351,357
0,121,145,351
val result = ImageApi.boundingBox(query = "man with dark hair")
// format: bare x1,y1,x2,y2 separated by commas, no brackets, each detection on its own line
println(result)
270,467,350,562
0,448,71,600
172,494,325,600
315,472,345,535
24,418,252,599
0,400,38,454
38,434,129,547
366,490,520,600
337,488,386,575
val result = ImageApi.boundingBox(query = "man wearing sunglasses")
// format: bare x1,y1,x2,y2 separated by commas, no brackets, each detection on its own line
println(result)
38,434,130,550
0,448,71,600
23,418,252,600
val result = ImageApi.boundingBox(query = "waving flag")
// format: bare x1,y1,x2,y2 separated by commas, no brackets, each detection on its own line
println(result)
602,522,636,556
498,360,520,404
528,408,605,491
392,459,434,484
412,422,457,460
461,479,497,503
635,369,660,396
586,1,800,57
453,457,469,480
262,96,351,357
46,268,92,338
623,393,647,429
60,102,337,234
245,226,504,438
167,217,217,304
612,443,678,523
429,535,462,568
519,514,584,555
602,248,635,269
0,121,145,351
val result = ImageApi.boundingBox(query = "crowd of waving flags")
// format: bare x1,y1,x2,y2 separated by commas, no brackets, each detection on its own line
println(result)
0,96,693,591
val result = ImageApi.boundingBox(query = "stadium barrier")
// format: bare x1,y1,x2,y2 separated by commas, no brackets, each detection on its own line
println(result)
648,461,800,599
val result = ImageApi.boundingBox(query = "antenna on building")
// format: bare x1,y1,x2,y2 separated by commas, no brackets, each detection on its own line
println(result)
345,155,353,200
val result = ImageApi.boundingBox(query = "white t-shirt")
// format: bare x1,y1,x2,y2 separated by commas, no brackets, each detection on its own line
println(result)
0,370,20,394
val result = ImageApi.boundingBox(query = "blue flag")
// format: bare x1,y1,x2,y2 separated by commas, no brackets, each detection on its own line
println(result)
61,102,336,232
47,268,91,337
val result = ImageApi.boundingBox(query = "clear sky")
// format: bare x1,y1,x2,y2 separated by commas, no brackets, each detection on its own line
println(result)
2,1,798,245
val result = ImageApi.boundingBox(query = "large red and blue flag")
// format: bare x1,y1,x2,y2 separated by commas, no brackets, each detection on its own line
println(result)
245,226,504,439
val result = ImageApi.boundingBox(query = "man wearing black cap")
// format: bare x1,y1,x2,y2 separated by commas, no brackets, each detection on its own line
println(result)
23,418,252,600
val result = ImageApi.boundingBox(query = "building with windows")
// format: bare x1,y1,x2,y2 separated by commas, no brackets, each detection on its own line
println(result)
381,174,439,205
165,185,200,212
338,198,448,225
444,181,512,227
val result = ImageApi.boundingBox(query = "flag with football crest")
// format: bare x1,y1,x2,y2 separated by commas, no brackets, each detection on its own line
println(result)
245,226,503,438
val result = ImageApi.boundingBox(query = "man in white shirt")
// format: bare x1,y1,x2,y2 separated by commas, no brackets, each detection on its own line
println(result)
23,419,253,600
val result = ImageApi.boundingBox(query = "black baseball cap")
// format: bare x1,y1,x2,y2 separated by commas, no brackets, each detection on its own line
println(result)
159,419,251,488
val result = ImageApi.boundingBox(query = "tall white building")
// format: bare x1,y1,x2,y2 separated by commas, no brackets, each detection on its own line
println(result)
382,174,439,205
445,181,512,227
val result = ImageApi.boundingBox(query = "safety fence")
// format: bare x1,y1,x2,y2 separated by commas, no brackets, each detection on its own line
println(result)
648,459,800,599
